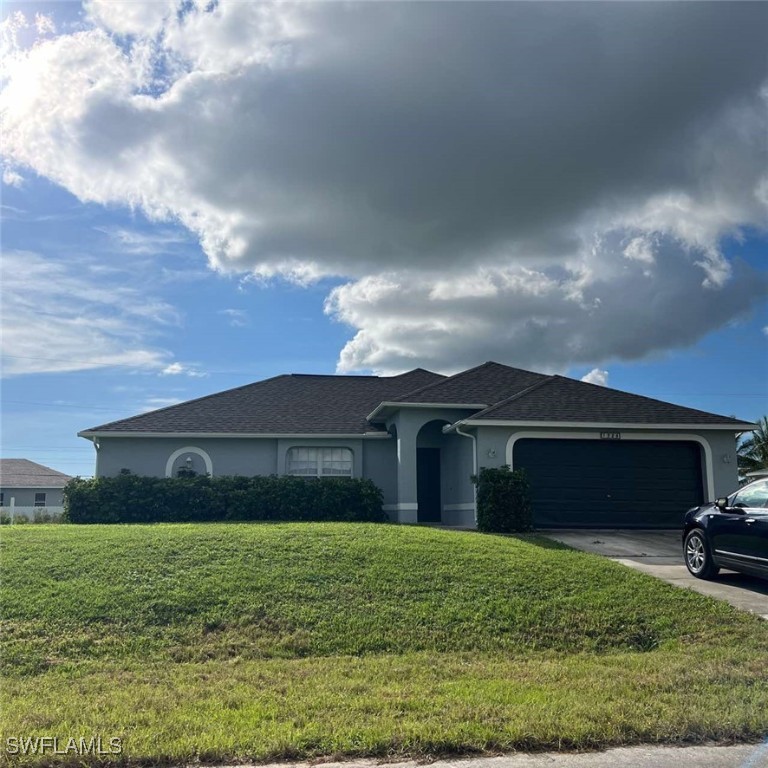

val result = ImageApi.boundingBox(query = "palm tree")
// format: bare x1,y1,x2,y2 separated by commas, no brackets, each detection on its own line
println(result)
737,416,768,476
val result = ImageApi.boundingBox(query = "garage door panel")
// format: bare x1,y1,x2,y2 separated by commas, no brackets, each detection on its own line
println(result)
513,438,704,528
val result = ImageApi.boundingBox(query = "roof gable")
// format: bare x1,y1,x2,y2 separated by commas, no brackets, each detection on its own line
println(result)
393,361,548,405
471,375,754,427
0,459,72,488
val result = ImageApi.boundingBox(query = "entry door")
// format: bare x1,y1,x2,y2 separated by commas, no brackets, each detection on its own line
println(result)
417,448,441,522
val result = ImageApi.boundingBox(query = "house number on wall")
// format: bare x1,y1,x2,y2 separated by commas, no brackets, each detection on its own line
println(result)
600,431,621,440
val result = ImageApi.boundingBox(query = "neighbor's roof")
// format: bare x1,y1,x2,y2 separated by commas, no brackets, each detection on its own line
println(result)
0,459,72,489
467,375,754,427
81,368,445,436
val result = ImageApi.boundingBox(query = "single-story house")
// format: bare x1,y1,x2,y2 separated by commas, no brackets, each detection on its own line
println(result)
0,459,72,518
79,361,756,528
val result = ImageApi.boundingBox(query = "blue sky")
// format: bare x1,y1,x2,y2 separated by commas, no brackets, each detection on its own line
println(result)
1,1,767,479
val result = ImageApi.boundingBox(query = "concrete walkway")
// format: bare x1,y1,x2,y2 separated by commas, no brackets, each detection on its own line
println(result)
207,743,768,768
543,529,768,620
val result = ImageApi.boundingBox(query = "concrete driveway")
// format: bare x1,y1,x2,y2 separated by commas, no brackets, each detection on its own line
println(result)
543,529,768,620
219,743,768,768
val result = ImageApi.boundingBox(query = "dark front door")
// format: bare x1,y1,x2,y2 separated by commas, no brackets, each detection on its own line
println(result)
417,448,441,523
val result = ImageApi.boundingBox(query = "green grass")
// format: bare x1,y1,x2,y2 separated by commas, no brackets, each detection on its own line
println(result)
2,522,767,766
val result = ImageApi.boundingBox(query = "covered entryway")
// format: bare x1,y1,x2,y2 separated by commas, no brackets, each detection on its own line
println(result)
512,438,704,528
416,420,450,523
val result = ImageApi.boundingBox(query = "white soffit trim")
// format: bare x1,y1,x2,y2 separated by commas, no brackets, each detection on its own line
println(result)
79,431,391,440
505,431,716,503
463,420,756,431
366,402,487,421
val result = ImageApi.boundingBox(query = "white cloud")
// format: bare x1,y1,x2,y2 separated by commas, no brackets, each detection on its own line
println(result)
581,369,609,387
2,167,24,187
139,396,184,413
623,237,655,266
97,226,191,255
85,0,177,38
327,231,766,375
160,362,207,378
0,250,178,377
34,13,56,37
218,308,249,327
1,2,767,373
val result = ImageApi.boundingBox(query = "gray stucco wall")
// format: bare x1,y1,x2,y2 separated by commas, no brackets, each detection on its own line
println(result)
91,436,400,489
440,432,476,526
94,437,279,478
362,438,398,509
473,424,740,502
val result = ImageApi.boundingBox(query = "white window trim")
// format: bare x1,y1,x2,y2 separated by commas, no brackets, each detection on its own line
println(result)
165,446,213,478
286,447,354,478
506,431,714,502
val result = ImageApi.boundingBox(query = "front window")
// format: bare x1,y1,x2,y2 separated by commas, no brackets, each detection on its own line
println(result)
286,447,353,477
34,493,46,507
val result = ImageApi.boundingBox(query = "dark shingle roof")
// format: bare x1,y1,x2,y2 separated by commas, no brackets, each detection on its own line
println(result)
81,362,752,437
82,368,445,435
0,459,72,488
471,375,753,426
393,361,547,405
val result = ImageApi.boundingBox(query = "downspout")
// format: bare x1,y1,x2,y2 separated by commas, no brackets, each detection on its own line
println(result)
454,423,478,526
90,437,101,478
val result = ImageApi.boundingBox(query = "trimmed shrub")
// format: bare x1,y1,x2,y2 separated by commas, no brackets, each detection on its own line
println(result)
472,465,533,533
63,474,386,524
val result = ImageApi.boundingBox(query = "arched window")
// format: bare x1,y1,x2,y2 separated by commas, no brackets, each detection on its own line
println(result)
165,447,213,478
286,447,353,477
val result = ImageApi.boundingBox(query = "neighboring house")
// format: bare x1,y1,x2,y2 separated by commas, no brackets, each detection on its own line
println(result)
78,362,756,529
0,459,72,519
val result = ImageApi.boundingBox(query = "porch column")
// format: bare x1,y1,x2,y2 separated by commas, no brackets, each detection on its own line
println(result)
394,419,419,523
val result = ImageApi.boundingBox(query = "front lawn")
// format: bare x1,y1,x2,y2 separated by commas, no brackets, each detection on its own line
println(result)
1,523,767,765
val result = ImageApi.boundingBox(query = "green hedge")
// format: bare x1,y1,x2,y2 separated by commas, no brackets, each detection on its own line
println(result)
472,465,533,533
63,474,386,524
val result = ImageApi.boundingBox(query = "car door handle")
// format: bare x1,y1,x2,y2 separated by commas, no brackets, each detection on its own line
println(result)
745,518,756,524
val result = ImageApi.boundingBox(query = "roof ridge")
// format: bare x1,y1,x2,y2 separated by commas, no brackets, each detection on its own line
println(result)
391,360,496,401
469,375,556,418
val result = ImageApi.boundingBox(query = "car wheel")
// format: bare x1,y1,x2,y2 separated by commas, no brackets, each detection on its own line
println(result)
684,528,719,580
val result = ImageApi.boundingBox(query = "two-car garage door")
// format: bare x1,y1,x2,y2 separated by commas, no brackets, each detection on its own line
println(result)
512,438,704,528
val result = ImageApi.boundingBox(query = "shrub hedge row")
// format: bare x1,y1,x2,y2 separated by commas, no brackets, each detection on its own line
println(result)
472,465,533,533
63,474,386,524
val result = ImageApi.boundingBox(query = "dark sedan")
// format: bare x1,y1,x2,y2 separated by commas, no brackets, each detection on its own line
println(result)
683,477,768,580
